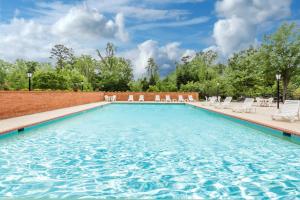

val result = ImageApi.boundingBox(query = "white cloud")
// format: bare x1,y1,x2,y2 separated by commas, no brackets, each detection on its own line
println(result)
213,17,256,56
52,7,128,42
210,0,292,57
131,16,209,30
123,40,195,77
85,0,191,21
0,5,128,61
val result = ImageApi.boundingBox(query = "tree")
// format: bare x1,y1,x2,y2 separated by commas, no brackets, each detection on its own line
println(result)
0,60,10,90
225,48,265,97
261,23,300,100
50,44,74,70
146,58,159,86
96,43,133,91
73,55,97,88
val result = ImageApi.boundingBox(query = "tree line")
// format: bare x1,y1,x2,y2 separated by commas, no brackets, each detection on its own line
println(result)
0,23,299,100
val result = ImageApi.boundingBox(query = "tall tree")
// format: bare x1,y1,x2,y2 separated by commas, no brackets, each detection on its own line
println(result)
96,43,133,91
50,44,74,70
146,57,159,86
261,23,300,100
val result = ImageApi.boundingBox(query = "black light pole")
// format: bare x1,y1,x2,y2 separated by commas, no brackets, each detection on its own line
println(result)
81,82,84,91
217,82,220,101
276,73,281,109
27,72,32,91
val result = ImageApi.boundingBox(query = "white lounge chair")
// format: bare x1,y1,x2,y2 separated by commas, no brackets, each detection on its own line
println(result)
208,96,218,106
155,95,160,102
267,98,274,107
272,100,300,122
256,97,262,106
232,98,255,113
166,95,171,102
139,95,144,102
215,97,232,109
178,95,184,102
205,96,209,102
128,95,134,102
111,95,116,102
188,95,195,102
104,95,109,102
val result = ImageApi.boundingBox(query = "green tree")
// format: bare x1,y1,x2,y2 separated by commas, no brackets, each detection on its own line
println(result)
73,55,97,88
261,23,300,100
146,58,159,86
50,44,74,70
96,43,133,91
225,48,265,97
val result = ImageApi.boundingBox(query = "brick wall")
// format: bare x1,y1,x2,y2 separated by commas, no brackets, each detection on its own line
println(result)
0,91,104,120
104,92,199,101
0,91,199,120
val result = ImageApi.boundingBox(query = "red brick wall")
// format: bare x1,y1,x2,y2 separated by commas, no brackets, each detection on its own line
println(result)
104,92,199,101
0,91,104,120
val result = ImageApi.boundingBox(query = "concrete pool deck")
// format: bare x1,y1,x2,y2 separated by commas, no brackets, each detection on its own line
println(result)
187,102,300,136
0,102,110,135
1,101,299,137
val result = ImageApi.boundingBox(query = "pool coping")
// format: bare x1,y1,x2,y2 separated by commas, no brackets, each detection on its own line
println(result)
186,102,300,137
0,102,111,135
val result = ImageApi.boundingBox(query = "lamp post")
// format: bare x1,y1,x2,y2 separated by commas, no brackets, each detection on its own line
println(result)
276,73,281,109
27,72,32,91
217,82,220,101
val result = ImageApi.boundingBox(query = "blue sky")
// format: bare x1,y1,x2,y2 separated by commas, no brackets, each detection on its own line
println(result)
0,0,299,76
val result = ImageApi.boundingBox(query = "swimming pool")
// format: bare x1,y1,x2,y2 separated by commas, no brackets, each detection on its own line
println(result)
0,104,299,199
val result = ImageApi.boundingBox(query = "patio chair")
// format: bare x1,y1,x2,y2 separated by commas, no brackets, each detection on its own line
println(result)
155,95,160,102
215,97,232,109
178,95,184,102
256,97,263,107
166,95,172,102
104,95,110,102
205,96,209,102
267,98,274,107
272,100,300,122
128,95,134,102
188,95,195,102
209,96,218,106
139,95,144,102
232,98,255,113
111,95,116,102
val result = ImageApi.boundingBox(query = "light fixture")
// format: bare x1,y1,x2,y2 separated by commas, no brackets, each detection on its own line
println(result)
276,73,281,80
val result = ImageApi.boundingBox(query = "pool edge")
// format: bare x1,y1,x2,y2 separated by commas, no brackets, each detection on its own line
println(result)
0,102,111,136
186,102,300,137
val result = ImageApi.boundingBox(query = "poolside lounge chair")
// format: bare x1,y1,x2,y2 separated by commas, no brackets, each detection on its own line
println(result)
267,98,274,107
155,95,160,102
188,95,195,102
111,95,116,102
272,100,300,122
215,97,232,109
139,95,144,102
232,98,255,113
256,97,262,106
128,95,134,102
178,95,184,102
205,96,209,102
217,96,221,103
166,95,171,102
104,95,109,102
208,96,218,106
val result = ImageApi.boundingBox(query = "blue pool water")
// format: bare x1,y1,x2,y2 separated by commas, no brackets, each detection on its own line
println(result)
0,104,299,199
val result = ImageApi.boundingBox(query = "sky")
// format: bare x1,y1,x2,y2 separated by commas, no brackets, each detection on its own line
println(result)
0,0,299,76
